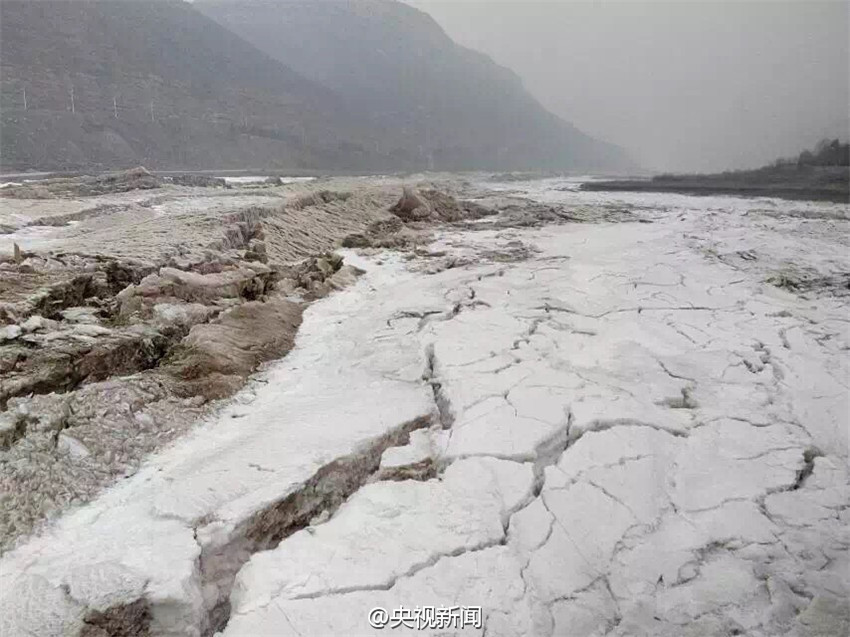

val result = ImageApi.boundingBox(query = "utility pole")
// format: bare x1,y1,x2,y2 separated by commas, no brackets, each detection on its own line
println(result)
149,100,155,123
22,87,27,111
69,85,75,114
113,96,118,119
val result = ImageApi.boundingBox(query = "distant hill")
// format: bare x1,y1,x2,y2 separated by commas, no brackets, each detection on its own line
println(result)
581,139,849,202
197,0,634,173
0,0,634,173
0,0,382,172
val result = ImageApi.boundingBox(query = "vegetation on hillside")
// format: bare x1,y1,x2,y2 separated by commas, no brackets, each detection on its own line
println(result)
776,139,849,168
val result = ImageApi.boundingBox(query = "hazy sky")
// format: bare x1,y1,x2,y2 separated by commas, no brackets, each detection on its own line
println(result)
405,0,849,172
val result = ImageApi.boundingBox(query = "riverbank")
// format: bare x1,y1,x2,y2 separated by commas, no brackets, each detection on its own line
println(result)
581,165,849,203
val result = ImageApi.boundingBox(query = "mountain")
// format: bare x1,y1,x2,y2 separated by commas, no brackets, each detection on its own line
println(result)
197,0,633,173
0,0,633,173
0,0,382,172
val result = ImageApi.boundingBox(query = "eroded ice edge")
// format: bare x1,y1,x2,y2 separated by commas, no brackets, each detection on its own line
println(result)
1,182,848,637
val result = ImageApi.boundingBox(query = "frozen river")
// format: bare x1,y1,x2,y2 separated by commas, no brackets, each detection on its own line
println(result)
2,180,848,636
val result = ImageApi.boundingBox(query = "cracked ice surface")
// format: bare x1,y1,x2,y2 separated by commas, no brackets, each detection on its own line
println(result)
222,192,848,636
3,186,849,637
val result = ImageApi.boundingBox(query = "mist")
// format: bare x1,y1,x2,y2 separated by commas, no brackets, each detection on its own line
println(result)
406,0,849,173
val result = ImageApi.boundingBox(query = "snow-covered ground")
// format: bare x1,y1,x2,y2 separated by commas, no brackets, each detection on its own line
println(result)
1,182,848,636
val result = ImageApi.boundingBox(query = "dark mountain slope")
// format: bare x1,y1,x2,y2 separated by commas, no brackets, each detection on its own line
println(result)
0,0,381,172
1,0,632,173
197,0,634,172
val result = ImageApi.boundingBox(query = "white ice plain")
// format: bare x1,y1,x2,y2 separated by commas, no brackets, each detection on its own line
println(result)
1,183,848,637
